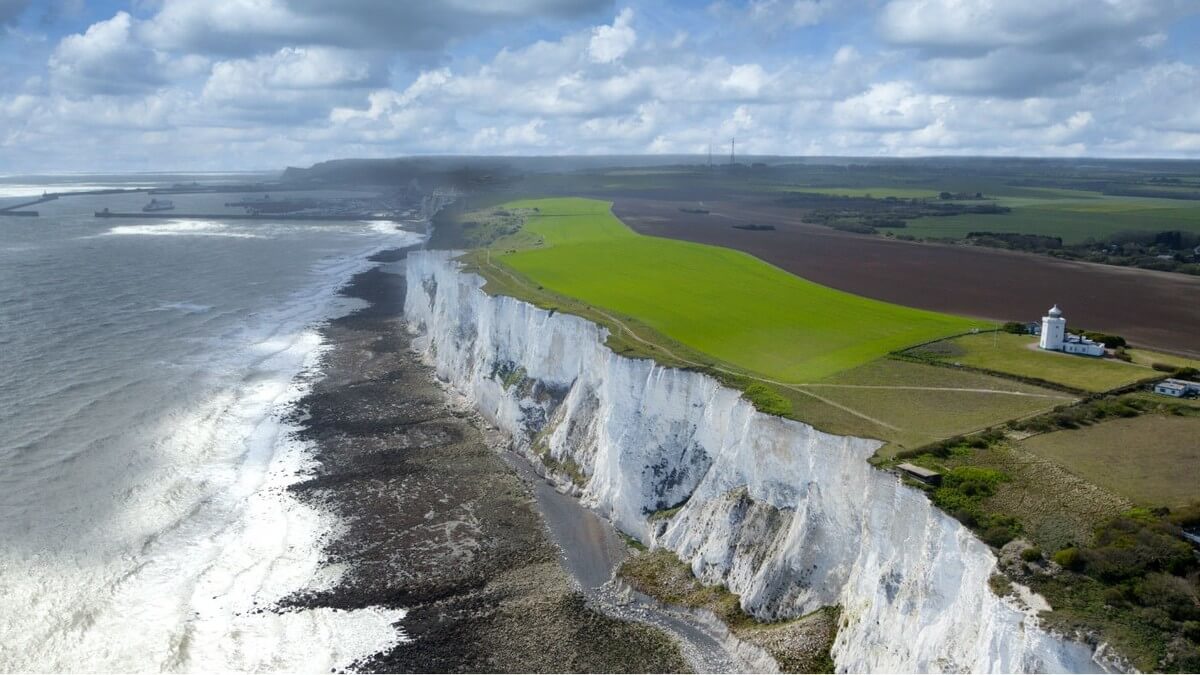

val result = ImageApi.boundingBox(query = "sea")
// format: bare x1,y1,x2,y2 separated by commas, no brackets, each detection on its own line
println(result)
0,175,422,671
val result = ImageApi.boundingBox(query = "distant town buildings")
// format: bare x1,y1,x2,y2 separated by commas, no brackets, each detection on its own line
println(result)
1154,378,1200,398
1038,305,1105,357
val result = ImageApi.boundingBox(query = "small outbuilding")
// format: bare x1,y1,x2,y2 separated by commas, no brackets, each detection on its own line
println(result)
1154,378,1200,398
897,463,943,486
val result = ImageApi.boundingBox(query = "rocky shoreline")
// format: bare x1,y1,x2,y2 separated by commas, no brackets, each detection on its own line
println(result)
282,248,689,672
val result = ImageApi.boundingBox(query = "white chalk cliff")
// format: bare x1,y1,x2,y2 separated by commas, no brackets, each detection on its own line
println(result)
404,250,1104,673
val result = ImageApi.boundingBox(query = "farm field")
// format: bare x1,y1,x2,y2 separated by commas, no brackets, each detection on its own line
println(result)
611,196,1200,357
777,186,940,200
798,358,1072,455
1020,415,1200,508
778,182,1200,243
1125,347,1200,372
490,198,988,383
459,198,1187,456
901,199,1200,243
544,166,1200,244
906,332,1157,392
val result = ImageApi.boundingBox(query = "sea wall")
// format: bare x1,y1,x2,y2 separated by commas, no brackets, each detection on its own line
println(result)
404,250,1103,673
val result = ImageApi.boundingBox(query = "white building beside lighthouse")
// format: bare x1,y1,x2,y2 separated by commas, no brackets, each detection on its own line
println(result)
1038,305,1105,356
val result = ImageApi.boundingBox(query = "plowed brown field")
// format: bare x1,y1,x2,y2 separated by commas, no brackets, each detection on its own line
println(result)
612,195,1200,357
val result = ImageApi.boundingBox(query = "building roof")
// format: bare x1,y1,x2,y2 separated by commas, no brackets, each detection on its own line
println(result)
897,463,941,479
1162,378,1200,388
1047,304,1063,318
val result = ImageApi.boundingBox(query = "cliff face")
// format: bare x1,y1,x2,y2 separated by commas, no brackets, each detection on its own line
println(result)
404,251,1102,673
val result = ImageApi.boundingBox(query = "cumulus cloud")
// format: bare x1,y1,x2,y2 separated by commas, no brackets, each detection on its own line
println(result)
200,47,385,122
878,0,1186,55
2,0,1200,170
48,12,173,95
833,81,948,131
470,119,549,151
588,7,635,63
141,0,611,55
204,47,382,103
880,0,1192,97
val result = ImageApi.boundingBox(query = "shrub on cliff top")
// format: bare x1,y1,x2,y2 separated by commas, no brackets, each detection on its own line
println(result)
743,383,792,417
1054,547,1084,571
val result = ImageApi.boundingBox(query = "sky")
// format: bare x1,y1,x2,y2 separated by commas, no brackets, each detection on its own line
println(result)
2,0,1200,172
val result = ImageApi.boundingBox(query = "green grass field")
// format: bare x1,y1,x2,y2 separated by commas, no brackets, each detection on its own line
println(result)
492,198,988,382
901,198,1200,243
800,358,1072,455
1125,347,1200,372
773,182,1200,244
1020,415,1200,508
908,332,1157,392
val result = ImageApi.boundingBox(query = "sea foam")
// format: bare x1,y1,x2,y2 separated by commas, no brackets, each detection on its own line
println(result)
104,220,266,239
0,229,422,672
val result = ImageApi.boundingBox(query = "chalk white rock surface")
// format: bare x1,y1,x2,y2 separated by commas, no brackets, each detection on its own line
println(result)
404,250,1104,673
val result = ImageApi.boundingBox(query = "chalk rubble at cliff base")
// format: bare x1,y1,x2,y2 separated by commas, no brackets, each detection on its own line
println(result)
404,250,1107,674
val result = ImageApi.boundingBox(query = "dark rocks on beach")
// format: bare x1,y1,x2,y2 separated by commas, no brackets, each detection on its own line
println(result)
283,248,686,673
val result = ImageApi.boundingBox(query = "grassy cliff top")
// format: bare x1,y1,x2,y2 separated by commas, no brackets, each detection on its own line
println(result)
486,197,988,383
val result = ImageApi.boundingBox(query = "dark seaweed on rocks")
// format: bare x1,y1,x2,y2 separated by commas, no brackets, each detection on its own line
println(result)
281,249,686,673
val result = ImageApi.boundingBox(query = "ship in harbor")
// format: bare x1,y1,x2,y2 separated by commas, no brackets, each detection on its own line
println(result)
142,198,175,212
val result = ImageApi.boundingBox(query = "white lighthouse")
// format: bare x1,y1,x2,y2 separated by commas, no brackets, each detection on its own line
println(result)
1038,304,1106,356
1039,304,1066,350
